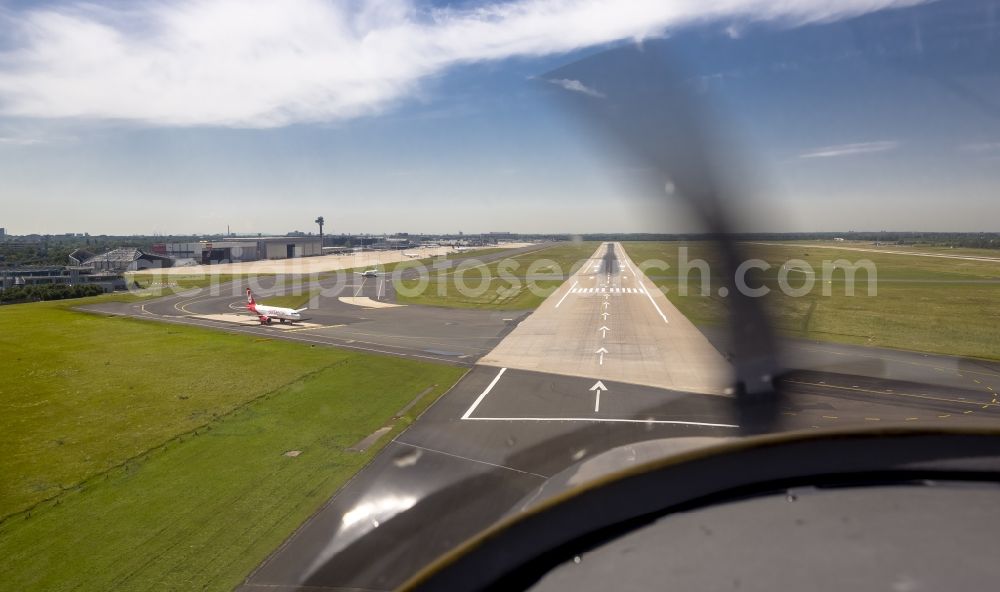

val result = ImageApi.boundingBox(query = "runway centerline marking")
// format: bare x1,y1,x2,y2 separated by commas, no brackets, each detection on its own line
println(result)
461,367,508,419
590,380,608,413
555,280,579,308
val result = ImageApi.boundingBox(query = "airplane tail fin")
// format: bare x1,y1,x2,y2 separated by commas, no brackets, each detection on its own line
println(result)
246,288,256,309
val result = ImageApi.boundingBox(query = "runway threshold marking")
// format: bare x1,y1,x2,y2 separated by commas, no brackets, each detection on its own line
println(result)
555,280,579,308
461,367,508,419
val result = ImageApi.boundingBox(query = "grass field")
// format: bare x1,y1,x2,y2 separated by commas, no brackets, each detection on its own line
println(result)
128,272,246,292
0,299,465,591
393,242,599,310
622,241,1000,360
772,240,1000,259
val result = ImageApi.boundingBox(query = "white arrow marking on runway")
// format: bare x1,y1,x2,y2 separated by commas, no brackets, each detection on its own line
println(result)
601,312,610,319
602,301,609,310
590,380,608,412
595,346,608,365
604,294,609,300
599,325,610,338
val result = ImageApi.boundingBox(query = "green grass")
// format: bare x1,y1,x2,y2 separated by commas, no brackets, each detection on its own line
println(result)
622,241,1000,360
771,240,1000,259
393,242,599,310
127,272,246,292
0,300,466,591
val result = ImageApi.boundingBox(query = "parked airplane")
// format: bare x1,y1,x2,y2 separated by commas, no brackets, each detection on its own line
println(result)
246,288,305,325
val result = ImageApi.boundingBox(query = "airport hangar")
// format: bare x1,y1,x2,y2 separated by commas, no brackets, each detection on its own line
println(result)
155,236,322,265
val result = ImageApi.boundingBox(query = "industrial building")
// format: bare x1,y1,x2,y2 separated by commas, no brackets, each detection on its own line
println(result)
82,247,174,272
156,237,322,264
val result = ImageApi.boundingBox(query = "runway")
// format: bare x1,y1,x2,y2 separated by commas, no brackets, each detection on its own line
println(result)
480,241,729,393
236,242,1000,592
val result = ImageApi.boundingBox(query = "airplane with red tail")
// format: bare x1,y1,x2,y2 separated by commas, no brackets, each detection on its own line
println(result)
246,288,306,325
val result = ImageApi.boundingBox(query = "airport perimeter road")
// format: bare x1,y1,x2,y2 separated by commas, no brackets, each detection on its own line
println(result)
480,242,731,393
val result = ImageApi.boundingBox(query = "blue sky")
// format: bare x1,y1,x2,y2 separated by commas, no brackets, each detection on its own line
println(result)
0,0,998,235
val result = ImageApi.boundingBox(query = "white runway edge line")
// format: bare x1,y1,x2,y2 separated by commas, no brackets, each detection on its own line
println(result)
555,280,579,308
641,284,669,324
617,244,669,324
461,367,508,419
465,417,739,428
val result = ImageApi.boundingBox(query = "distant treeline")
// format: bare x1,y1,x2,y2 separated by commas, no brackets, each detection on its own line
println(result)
0,284,105,304
578,232,1000,249
3,231,998,267
0,235,184,267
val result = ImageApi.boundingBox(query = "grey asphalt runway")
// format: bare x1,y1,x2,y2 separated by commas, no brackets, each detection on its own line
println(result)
480,242,730,393
229,243,1000,592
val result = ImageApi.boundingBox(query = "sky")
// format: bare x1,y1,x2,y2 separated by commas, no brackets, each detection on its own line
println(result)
0,0,998,236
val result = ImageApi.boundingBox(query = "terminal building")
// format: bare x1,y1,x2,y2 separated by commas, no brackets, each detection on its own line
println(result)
157,237,322,265
0,266,125,292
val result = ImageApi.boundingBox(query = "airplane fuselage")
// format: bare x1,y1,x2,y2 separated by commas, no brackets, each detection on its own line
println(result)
252,304,302,323
246,289,304,325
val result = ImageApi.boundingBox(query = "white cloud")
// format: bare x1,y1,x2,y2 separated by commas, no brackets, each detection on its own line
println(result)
798,140,899,159
547,78,605,98
0,0,924,128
